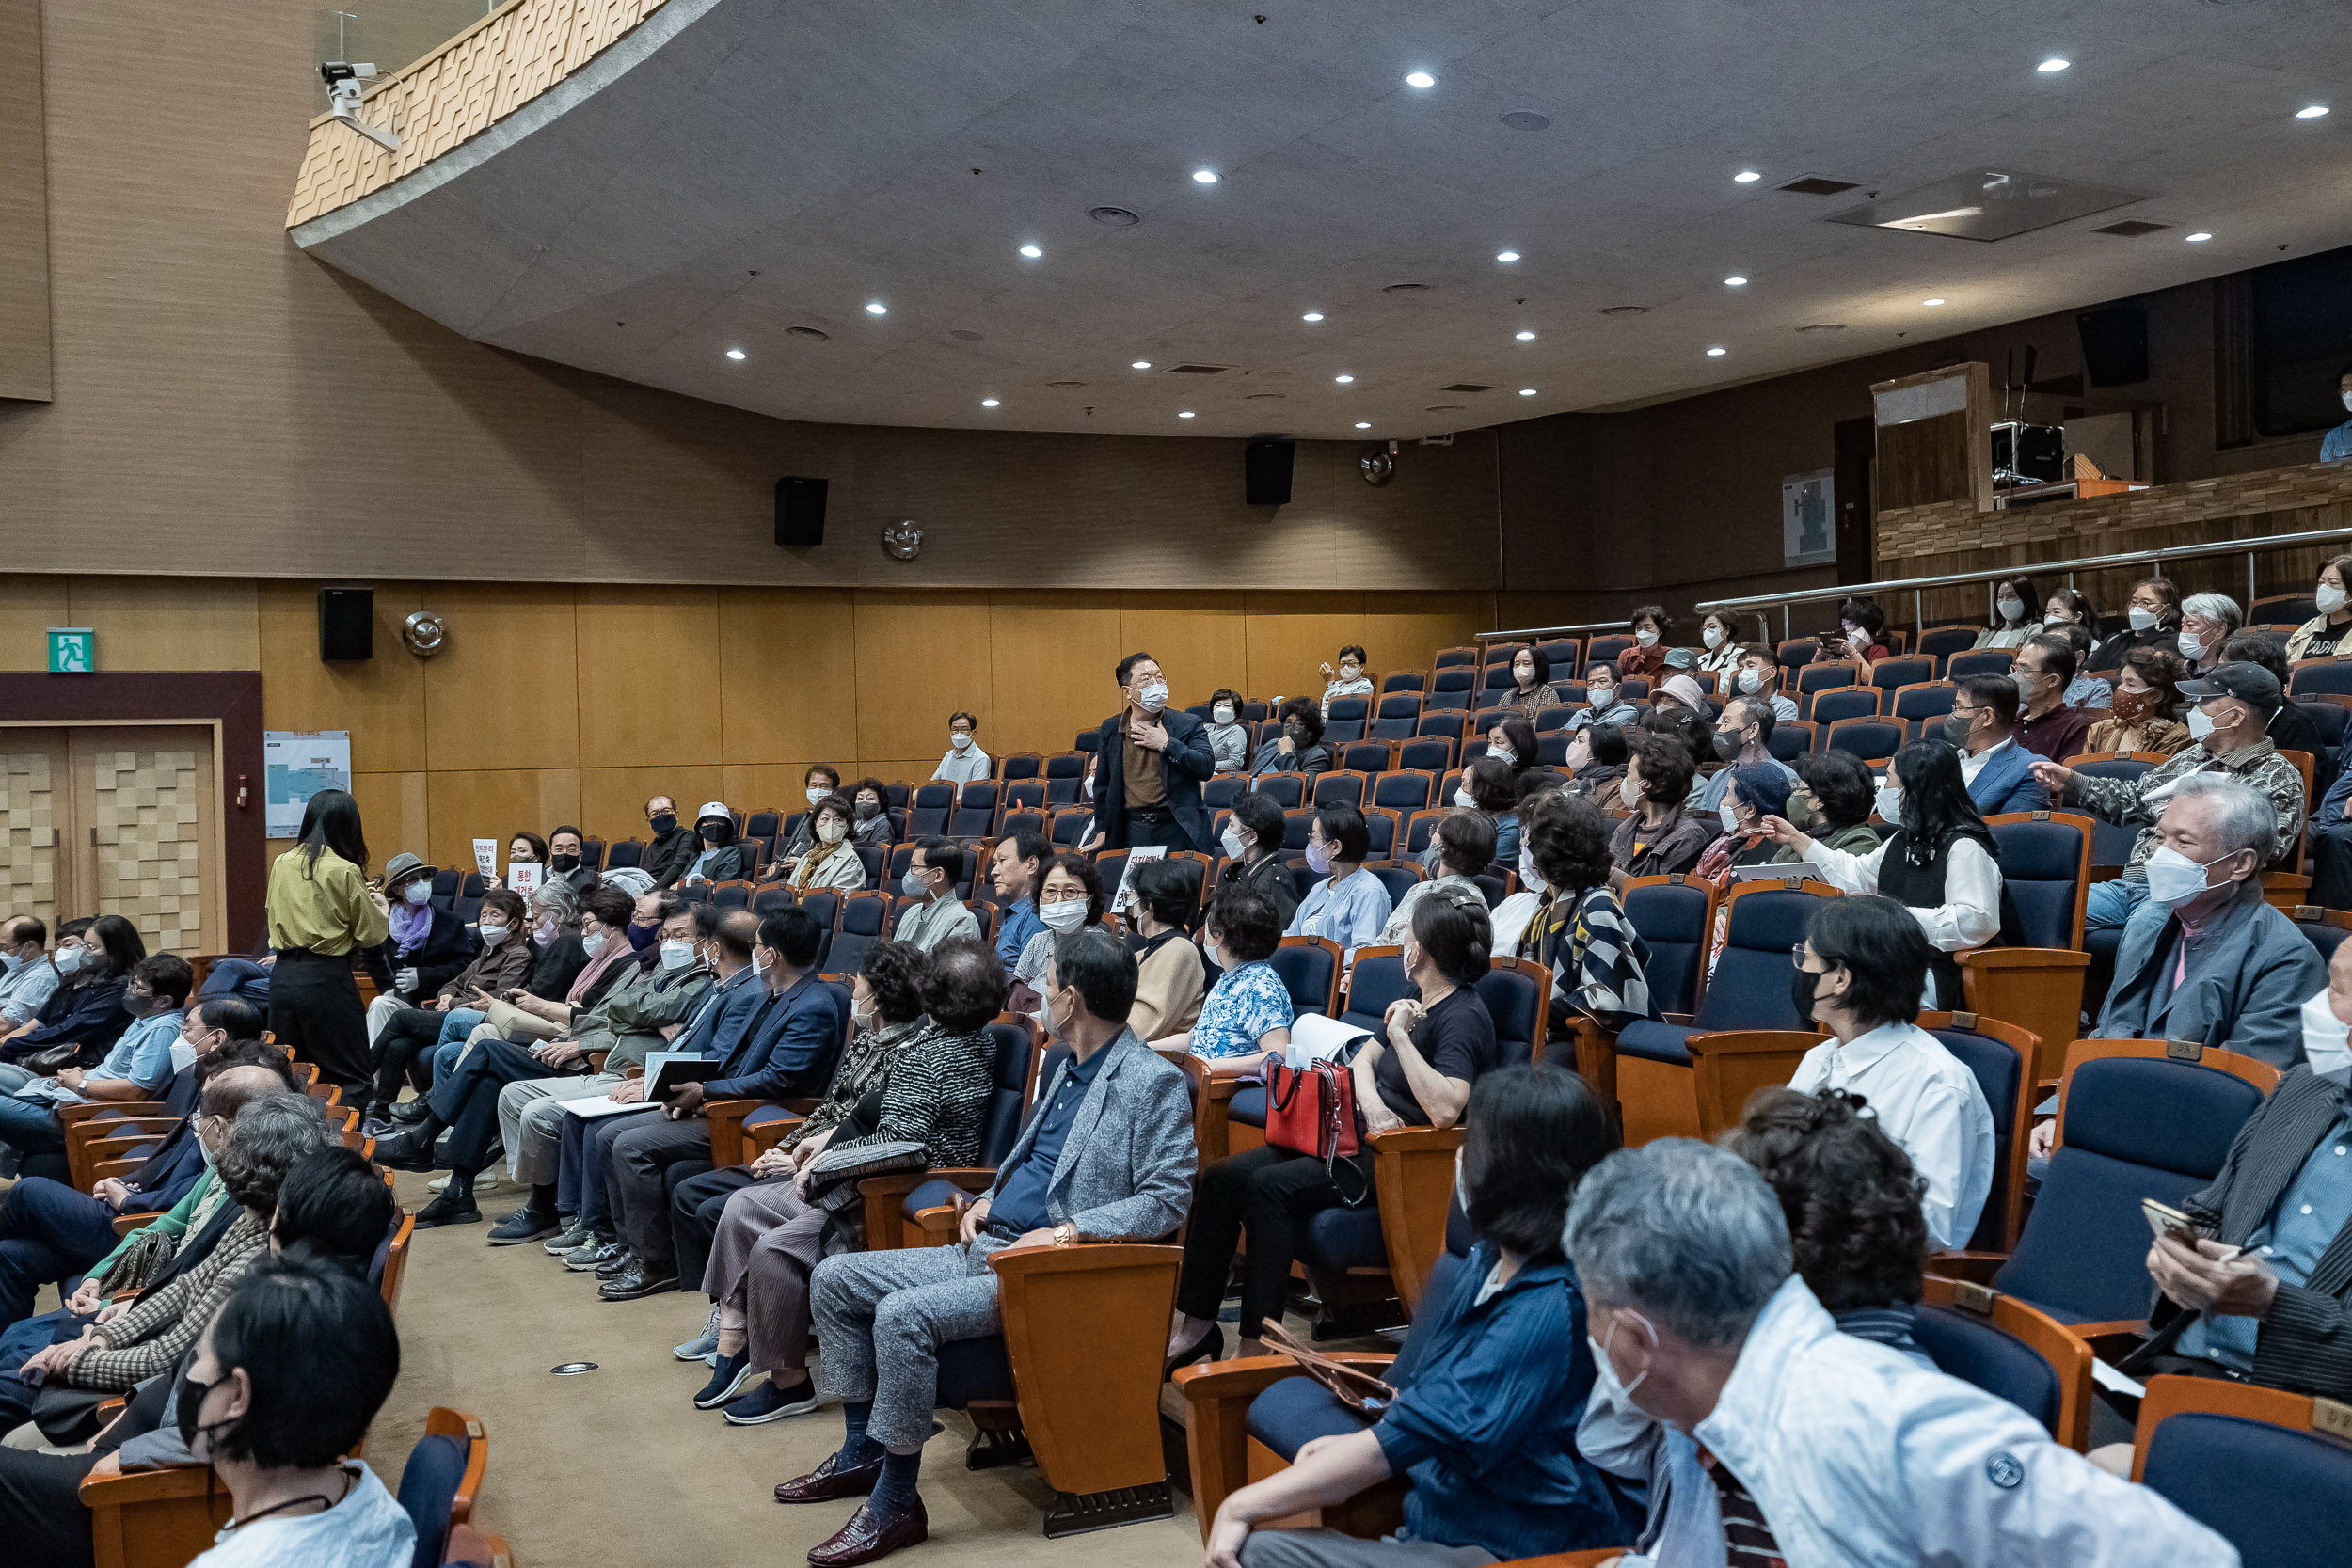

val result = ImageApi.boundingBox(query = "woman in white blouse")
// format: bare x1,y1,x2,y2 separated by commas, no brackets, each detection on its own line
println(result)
1760,739,2001,1011
1694,610,1748,673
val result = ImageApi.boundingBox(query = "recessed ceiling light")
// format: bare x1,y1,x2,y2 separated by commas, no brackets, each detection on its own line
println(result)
1496,250,1520,262
979,398,999,407
1017,244,1042,259
864,302,887,315
1334,373,1355,384
2296,105,2330,119
1178,411,1196,419
1404,71,1436,88
1131,360,1152,369
1191,168,1218,184
2186,231,2214,242
1706,346,1727,356
1355,421,1372,429
1302,311,1324,322
1724,276,1748,287
1734,170,1762,183
1515,330,1536,341
2037,56,2070,72
724,348,745,360
1923,297,1947,306
1518,388,1537,396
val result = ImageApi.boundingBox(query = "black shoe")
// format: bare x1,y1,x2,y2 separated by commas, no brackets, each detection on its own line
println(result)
1163,1326,1220,1380
389,1100,432,1125
724,1375,820,1425
694,1352,755,1409
412,1191,483,1228
486,1206,560,1244
373,1130,445,1173
598,1261,678,1301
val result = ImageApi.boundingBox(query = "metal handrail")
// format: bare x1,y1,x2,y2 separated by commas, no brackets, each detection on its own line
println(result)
1692,521,2352,641
1473,621,1626,642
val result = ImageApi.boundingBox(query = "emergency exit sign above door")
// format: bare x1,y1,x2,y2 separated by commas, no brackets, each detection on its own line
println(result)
47,629,94,673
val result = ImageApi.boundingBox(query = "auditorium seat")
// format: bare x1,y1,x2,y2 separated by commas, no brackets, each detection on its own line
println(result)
1269,935,1343,1019
1202,773,1245,810
1918,1010,2038,1252
1915,1278,2090,1449
1916,624,1984,663
1313,770,1368,809
1794,662,1857,710
1381,671,1427,694
2131,1375,2352,1567
1398,735,1456,772
1888,681,1959,733
1775,637,1820,671
1807,687,1881,725
829,891,892,974
845,1015,1041,1249
1253,774,1305,809
1823,716,1905,764
1475,958,1549,1066
2065,752,2167,872
1587,634,1634,670
1426,669,1476,710
1963,811,2093,1086
1041,751,1089,804
1947,648,2017,681
1338,741,1396,773
1867,655,1936,693
1766,720,1816,762
396,1408,489,1568
2290,657,2352,698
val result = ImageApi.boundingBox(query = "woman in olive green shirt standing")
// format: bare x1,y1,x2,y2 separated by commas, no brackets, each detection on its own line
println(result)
264,789,388,1100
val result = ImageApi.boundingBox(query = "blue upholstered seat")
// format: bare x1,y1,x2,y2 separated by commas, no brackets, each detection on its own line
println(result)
1617,885,1826,1065
1270,942,1339,1019
2141,1412,2352,1568
1988,816,2084,946
1914,1304,2063,1437
1927,1023,2025,1251
396,1432,472,1568
1342,952,1412,1034
1621,879,1711,1018
1476,965,1544,1062
1299,1204,1387,1274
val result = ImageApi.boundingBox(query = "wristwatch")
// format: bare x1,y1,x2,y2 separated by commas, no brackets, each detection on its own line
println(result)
1053,1221,1077,1248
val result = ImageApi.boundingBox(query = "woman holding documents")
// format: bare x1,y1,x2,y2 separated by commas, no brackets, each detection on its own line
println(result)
264,789,389,1101
1166,888,1501,1372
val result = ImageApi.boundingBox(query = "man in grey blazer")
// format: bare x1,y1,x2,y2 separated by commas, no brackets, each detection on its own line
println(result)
782,927,1194,1565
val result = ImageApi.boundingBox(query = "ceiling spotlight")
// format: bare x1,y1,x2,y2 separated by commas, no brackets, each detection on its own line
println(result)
1496,250,1521,262
1178,410,1196,419
1733,170,1762,183
1355,421,1372,429
1017,244,1042,258
1302,311,1324,322
2037,56,2070,72
2296,105,2330,119
1923,297,1947,306
724,348,746,360
1515,330,1536,341
1404,71,1436,88
2185,231,2214,242
1518,388,1537,396
1706,346,1727,356
1131,360,1152,369
1334,373,1355,384
979,398,999,407
1191,168,1218,184
864,302,887,315
1724,275,1748,287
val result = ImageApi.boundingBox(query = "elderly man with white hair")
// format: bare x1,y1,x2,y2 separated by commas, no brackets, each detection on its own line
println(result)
1566,1138,2239,1568
2090,772,2325,1066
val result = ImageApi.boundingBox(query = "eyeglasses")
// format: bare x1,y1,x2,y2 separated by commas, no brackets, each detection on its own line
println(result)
1789,943,1818,970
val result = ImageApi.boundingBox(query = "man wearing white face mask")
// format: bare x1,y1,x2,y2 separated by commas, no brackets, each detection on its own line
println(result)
1089,651,1216,853
929,711,991,784
0,916,57,1037
1565,1139,2238,1568
1731,645,1800,724
891,840,980,956
2035,662,2309,934
2174,592,2243,678
2089,774,2322,1064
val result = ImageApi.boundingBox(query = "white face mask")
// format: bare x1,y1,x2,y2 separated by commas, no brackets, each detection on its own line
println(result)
1634,628,1659,646
1702,626,1725,650
1039,897,1088,933
533,919,559,946
1875,784,1903,822
55,946,85,974
1453,787,1476,809
478,923,509,946
1736,668,1763,695
1305,839,1334,874
806,785,828,805
2342,390,2352,414
583,930,608,957
818,817,848,843
1588,1312,1654,1412
660,938,696,971
1136,680,1168,713
1514,664,1535,686
2129,605,2160,633
0,950,20,974
1213,705,1235,725
2145,844,2233,907
1489,745,1516,768
1996,595,2026,623
1720,801,1742,833
950,732,973,751
2320,584,2349,615
2186,705,2217,740
2177,630,2205,661
403,881,432,905
1618,774,1641,809
2303,988,2352,1074
1220,825,1248,861
1518,844,1542,891
1339,663,1361,681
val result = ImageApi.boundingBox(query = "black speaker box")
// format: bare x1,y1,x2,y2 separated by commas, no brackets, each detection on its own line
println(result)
318,586,373,662
2075,306,2150,388
775,476,829,547
1245,440,1295,506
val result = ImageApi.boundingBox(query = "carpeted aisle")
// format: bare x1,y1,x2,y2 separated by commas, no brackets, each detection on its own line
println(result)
372,1169,1206,1567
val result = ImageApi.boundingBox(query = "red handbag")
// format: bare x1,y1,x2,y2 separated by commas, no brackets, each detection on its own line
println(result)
1264,1056,1359,1162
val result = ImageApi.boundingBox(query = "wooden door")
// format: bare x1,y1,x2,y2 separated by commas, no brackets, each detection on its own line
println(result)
67,726,222,958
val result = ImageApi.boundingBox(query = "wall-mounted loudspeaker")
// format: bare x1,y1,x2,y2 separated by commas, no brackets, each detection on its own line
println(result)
1245,440,1295,506
2075,306,2150,388
775,476,829,547
318,586,373,662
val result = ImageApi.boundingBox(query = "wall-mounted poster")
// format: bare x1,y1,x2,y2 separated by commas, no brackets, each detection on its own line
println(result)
1782,468,1836,567
264,731,352,838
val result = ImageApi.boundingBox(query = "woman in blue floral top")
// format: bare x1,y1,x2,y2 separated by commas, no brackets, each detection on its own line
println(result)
1167,884,1293,1070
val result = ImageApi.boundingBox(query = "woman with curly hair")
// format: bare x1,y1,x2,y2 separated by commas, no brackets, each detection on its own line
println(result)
1494,790,1657,1033
2085,646,2191,757
1608,731,1710,884
1616,605,1671,680
1724,1085,1933,1365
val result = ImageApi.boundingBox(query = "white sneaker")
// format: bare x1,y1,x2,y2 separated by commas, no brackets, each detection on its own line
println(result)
427,1171,500,1194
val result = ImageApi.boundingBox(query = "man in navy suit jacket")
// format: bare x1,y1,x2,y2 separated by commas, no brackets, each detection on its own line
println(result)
601,907,848,1299
1089,651,1217,853
1949,676,2050,817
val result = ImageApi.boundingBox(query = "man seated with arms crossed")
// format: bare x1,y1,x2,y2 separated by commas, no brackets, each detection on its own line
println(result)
0,954,191,1180
779,927,1193,1566
1563,1138,2236,1566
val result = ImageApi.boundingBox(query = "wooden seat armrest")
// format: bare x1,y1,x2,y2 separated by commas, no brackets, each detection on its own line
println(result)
703,1098,775,1168
68,1117,179,1145
2068,1318,2155,1346
621,1064,644,1080
111,1211,163,1237
92,1157,151,1183
1923,1251,2009,1286
877,1166,996,1196
583,1047,611,1072
1489,1551,1629,1567
744,1116,804,1157
79,1462,218,1506
1174,1354,1401,1542
61,1101,167,1126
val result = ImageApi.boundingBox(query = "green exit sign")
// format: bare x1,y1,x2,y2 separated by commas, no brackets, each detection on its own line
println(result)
47,628,94,673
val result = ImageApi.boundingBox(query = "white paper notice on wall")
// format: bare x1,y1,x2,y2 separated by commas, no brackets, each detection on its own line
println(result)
262,731,352,839
473,839,498,879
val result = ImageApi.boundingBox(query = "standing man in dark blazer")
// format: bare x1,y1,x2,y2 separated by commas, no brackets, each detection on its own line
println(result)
1090,651,1216,853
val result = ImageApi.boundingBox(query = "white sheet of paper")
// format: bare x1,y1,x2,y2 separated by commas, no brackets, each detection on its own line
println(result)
557,1095,663,1120
1286,1011,1370,1067
1112,845,1168,912
2090,1358,2146,1400
472,838,498,879
506,862,544,895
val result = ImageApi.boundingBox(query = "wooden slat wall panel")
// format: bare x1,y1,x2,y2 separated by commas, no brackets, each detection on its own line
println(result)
0,0,52,401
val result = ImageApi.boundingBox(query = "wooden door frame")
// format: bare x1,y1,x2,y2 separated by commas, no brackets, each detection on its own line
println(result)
0,675,263,944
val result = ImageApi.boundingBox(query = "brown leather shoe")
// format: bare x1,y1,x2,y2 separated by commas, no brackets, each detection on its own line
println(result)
806,1498,928,1565
774,1450,883,1504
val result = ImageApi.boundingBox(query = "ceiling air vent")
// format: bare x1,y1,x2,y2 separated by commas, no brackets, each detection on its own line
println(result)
1382,282,1434,293
1088,205,1141,227
1245,393,1286,401
1046,379,1086,387
787,325,830,341
1599,305,1649,317
1498,110,1550,132
1778,175,1860,196
1165,363,1231,374
948,329,983,341
1438,383,1493,393
2094,219,2172,237
1796,323,1848,333
1425,404,1467,412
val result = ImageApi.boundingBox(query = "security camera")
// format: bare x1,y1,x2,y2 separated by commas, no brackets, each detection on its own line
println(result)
319,61,400,152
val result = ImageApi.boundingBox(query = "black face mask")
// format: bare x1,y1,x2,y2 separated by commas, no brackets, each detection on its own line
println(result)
176,1371,228,1452
1940,712,1975,749
854,800,881,821
1284,723,1307,745
1712,731,1743,762
699,822,728,845
628,921,660,952
1791,963,1822,1024
649,813,678,836
550,854,580,872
